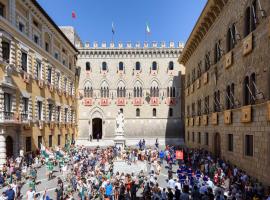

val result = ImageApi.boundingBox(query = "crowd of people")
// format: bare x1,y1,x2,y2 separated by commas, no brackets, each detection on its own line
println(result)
0,140,268,200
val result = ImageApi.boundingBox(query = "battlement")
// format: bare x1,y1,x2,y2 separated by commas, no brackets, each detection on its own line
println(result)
76,41,184,49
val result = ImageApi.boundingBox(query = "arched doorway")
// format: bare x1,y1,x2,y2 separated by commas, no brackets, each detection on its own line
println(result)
213,132,221,158
92,118,102,139
6,136,13,158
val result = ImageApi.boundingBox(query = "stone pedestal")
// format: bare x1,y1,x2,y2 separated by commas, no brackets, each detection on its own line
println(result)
0,129,6,167
114,132,125,150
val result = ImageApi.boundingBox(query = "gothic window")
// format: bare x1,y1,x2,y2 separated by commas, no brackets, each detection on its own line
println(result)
86,62,90,71
244,1,257,37
227,24,236,52
213,90,221,112
243,73,256,106
226,83,235,109
214,41,222,64
197,62,202,78
119,62,124,71
192,68,196,82
102,62,107,71
101,81,109,98
168,61,174,70
152,61,157,71
135,62,141,71
2,41,10,63
191,102,195,116
117,81,126,98
151,81,159,98
204,96,209,114
204,52,211,71
197,99,201,116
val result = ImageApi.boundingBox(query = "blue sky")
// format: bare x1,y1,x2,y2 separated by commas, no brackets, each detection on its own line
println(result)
37,0,206,45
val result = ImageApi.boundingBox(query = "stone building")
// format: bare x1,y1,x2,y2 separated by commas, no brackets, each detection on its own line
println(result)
0,0,79,164
77,41,185,145
179,0,270,185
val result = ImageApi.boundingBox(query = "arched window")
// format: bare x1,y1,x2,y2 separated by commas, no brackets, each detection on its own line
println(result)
227,24,236,52
134,81,143,98
135,62,141,71
168,61,174,70
213,90,221,112
102,62,107,71
153,108,157,117
244,76,250,105
214,41,221,64
244,1,257,37
84,82,93,98
136,108,140,117
119,62,124,71
101,81,109,98
169,108,173,117
250,73,256,105
117,81,126,98
86,62,90,71
152,61,157,71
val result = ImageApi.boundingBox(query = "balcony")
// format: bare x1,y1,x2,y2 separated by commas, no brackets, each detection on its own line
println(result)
150,97,159,106
0,111,15,123
166,97,176,106
117,98,126,106
84,98,93,106
133,98,142,106
21,113,29,123
100,98,109,106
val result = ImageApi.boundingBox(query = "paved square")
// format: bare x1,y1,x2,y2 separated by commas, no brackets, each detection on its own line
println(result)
113,161,148,175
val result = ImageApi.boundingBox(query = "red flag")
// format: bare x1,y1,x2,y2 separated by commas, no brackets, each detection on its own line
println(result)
72,11,76,19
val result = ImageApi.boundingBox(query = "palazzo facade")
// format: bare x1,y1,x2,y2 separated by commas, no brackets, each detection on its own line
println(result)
77,41,185,145
0,0,79,164
180,0,270,185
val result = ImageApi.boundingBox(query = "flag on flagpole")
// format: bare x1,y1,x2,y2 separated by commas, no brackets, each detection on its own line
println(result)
72,11,76,19
112,22,115,35
146,22,151,34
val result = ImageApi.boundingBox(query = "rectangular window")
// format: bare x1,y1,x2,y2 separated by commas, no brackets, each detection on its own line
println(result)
64,108,68,122
22,97,28,120
34,35,39,44
187,132,190,141
198,132,201,144
21,52,27,72
57,106,61,122
0,3,5,17
47,67,52,83
192,132,195,142
54,52,59,60
245,135,253,156
58,135,61,146
64,78,67,92
4,93,11,113
228,134,233,152
25,137,31,152
45,42,49,52
35,60,42,79
38,136,42,149
48,104,53,121
70,110,74,123
37,101,43,120
56,73,60,89
2,41,10,63
19,22,25,33
205,132,209,145
49,135,53,147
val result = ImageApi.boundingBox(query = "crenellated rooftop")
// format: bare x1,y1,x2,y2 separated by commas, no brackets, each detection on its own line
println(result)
76,41,184,50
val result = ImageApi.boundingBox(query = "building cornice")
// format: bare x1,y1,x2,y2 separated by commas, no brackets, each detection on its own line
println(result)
178,0,228,65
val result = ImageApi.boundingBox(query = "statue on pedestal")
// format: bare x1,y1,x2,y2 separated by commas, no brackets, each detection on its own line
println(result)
115,110,124,135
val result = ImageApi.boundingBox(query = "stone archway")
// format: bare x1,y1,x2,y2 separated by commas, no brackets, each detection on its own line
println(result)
213,132,221,158
6,136,13,158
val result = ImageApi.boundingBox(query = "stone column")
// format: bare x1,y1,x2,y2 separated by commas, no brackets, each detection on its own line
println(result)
0,128,6,167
